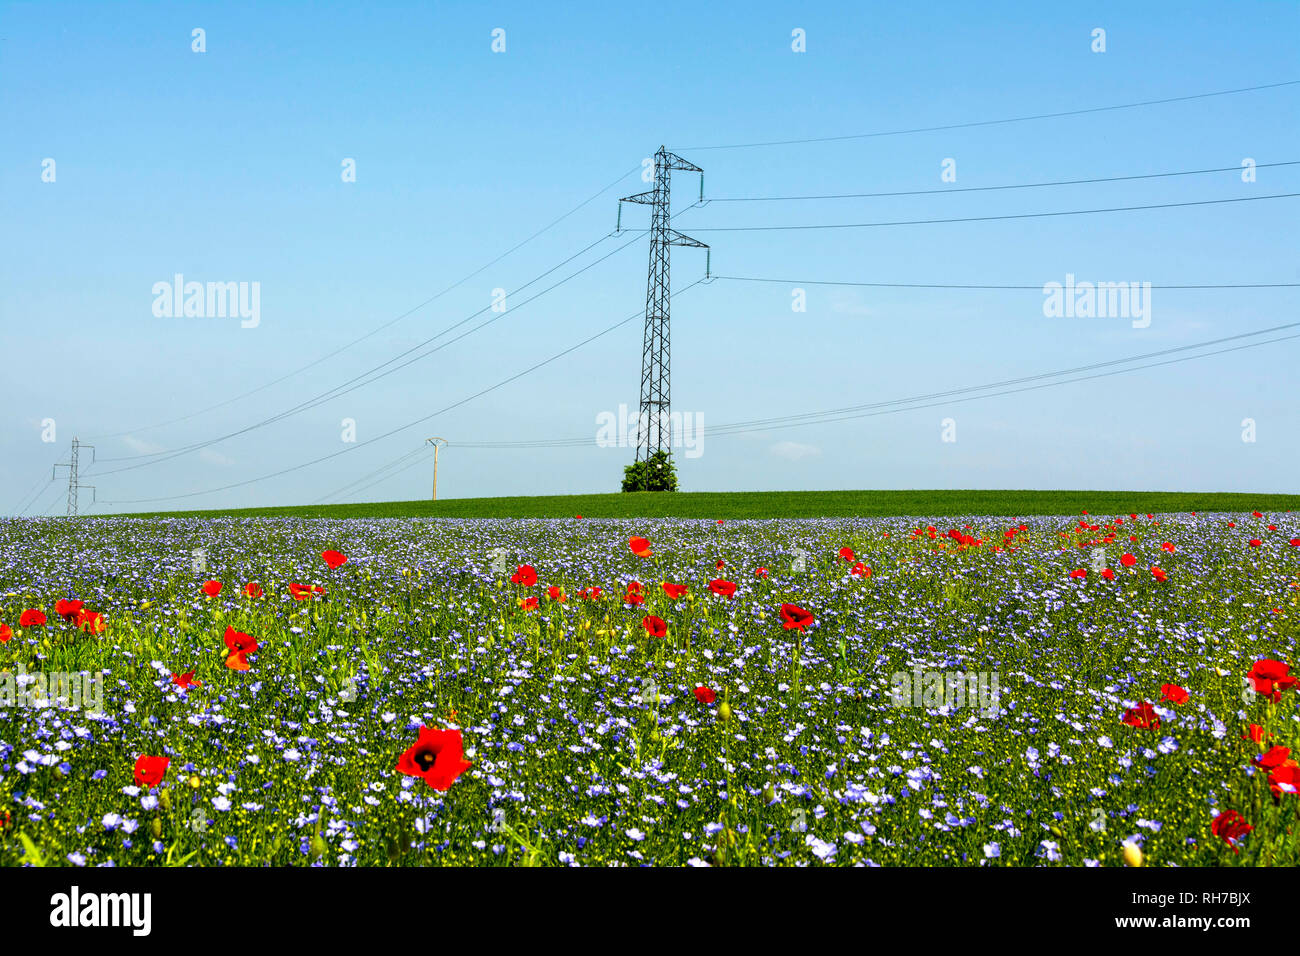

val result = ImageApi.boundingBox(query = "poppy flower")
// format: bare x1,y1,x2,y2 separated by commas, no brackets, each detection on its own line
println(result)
838,547,854,562
1069,569,1087,579
1120,554,1136,567
1290,538,1300,547
223,625,259,671
75,609,106,635
715,519,724,525
1159,683,1189,705
1249,539,1262,548
133,755,170,789
288,582,325,600
754,567,768,578
1243,723,1269,743
1252,510,1264,518
1150,567,1167,583
201,580,222,597
622,590,645,606
641,615,667,638
510,564,538,587
0,624,10,643
626,581,644,594
780,604,814,632
628,537,653,558
1269,763,1300,798
518,596,539,611
19,609,45,627
1255,745,1292,771
395,726,473,791
850,563,872,578
1121,702,1161,730
546,586,567,602
715,559,726,570
1210,810,1253,853
55,599,84,620
661,582,688,599
243,582,264,599
1101,568,1115,581
1247,659,1297,701
577,587,603,600
1160,542,1175,553
575,514,584,520
708,579,737,599
321,549,348,569
171,670,201,689
694,686,716,705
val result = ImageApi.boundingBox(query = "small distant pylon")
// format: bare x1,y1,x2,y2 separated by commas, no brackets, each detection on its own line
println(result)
53,437,95,517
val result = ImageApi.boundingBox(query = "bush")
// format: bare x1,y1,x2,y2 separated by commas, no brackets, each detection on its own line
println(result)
621,450,678,492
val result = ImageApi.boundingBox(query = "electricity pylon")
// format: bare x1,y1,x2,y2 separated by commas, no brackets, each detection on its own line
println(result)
53,437,95,517
619,146,707,463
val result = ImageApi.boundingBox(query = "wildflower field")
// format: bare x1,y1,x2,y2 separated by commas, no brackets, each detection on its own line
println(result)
1,509,1299,867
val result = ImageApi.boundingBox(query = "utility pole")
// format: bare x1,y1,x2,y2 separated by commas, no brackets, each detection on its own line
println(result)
53,437,95,517
619,146,708,463
426,437,447,500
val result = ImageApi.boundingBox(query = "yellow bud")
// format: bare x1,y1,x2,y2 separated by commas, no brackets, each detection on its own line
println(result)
150,818,163,839
1122,841,1144,867
718,702,732,722
188,775,201,790
159,789,172,812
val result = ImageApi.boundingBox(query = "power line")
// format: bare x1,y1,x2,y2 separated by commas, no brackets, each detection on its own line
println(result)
447,319,1300,448
703,160,1299,202
713,274,1300,291
688,192,1300,232
84,163,645,442
678,79,1300,151
95,279,707,507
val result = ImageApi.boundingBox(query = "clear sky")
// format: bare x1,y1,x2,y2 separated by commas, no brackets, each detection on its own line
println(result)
3,0,1297,514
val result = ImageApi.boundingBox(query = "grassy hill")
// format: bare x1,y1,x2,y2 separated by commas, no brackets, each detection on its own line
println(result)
106,489,1300,520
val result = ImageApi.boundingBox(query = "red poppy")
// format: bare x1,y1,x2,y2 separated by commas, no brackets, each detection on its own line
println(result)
1121,702,1161,730
133,755,170,788
1069,568,1087,579
1269,763,1300,798
641,615,667,638
715,519,724,525
1159,683,1189,705
628,537,653,558
708,579,737,599
577,587,603,600
223,625,259,671
1210,810,1253,853
837,547,854,562
55,599,84,620
0,624,10,643
1160,542,1175,553
754,567,769,578
243,582,264,599
288,582,326,600
779,603,814,632
1120,553,1137,567
1101,568,1115,581
850,563,872,578
75,609,106,635
715,559,725,570
1290,538,1300,547
396,726,473,791
518,596,539,611
321,549,348,569
546,585,567,602
1247,659,1297,701
575,514,584,520
201,580,222,597
18,609,45,627
661,582,688,599
1252,510,1264,518
1243,723,1269,743
171,670,201,689
694,686,716,705
1255,745,1291,771
622,590,645,606
510,564,538,587
1150,567,1167,583
626,581,644,594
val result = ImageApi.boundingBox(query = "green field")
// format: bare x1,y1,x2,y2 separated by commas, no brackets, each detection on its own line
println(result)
114,489,1300,520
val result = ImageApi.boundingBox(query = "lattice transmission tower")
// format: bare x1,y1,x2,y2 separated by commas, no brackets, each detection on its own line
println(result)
53,437,95,517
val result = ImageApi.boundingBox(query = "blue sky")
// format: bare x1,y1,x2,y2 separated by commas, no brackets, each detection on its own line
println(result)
3,0,1297,513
